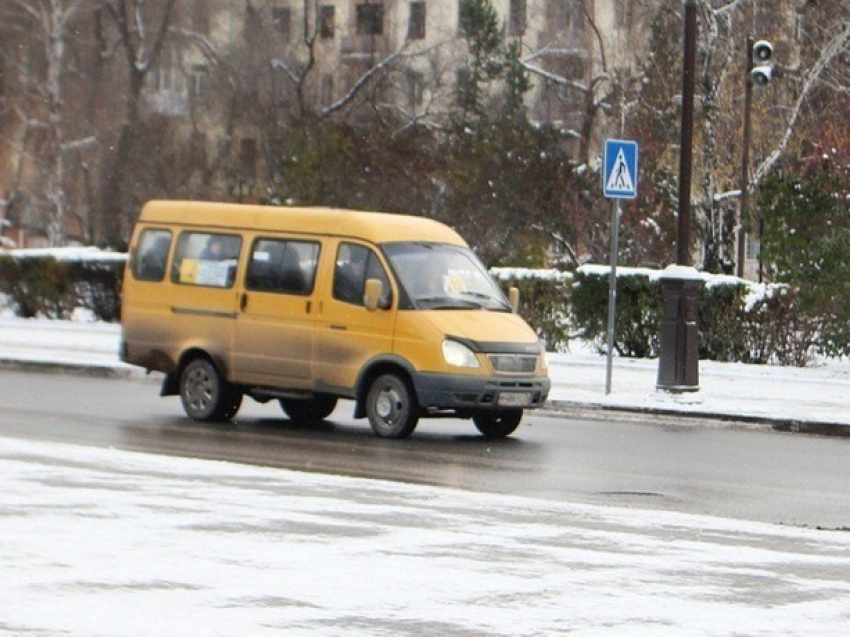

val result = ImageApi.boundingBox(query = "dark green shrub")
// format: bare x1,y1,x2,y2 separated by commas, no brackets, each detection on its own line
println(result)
739,286,819,367
698,281,750,362
570,267,661,357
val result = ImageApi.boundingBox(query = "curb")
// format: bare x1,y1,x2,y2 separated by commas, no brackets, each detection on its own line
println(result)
0,358,137,379
544,399,850,439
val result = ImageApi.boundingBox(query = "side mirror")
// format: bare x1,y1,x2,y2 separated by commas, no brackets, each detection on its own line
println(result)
363,278,384,312
508,286,520,313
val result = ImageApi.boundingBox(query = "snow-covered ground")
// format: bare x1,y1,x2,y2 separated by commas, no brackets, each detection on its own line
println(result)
3,437,849,635
2,315,849,634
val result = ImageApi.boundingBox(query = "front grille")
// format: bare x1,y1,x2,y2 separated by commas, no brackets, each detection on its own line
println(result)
487,354,538,375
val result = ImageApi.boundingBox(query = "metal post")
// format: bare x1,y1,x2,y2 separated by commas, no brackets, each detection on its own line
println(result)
737,37,754,279
657,0,701,393
605,199,621,395
677,0,697,267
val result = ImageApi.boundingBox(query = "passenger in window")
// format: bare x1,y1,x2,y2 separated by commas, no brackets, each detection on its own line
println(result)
201,236,225,260
139,235,170,280
334,246,367,305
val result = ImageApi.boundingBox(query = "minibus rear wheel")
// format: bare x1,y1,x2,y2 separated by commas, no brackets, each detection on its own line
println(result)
365,373,419,439
179,356,242,422
280,395,338,423
472,410,523,438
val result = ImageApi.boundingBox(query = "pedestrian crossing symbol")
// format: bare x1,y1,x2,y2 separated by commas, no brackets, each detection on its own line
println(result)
603,139,638,199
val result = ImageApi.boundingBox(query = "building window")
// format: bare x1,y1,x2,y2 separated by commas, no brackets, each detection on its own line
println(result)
240,138,258,174
192,0,211,34
153,47,180,92
746,235,760,261
189,64,209,96
509,0,526,36
408,2,426,40
320,74,334,105
272,7,291,40
356,3,384,36
319,5,335,38
407,71,424,107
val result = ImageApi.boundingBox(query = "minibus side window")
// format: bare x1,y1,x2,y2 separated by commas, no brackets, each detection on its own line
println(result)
171,232,242,288
333,243,391,307
246,238,319,296
133,229,172,281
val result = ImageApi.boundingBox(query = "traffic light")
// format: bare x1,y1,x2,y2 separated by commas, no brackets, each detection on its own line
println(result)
749,40,773,88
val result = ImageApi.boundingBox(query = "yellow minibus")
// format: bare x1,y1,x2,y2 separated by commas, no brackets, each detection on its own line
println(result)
121,201,550,438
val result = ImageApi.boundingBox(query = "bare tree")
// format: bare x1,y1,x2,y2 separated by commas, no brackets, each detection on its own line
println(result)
0,0,97,246
97,0,176,247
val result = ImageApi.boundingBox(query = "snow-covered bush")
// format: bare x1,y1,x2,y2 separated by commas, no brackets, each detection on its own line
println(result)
0,248,126,322
493,265,831,366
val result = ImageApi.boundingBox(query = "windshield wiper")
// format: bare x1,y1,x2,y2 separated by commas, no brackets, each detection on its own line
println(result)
458,291,512,311
415,296,483,310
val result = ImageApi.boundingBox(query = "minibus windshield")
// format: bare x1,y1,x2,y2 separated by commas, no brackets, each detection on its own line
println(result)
383,242,512,311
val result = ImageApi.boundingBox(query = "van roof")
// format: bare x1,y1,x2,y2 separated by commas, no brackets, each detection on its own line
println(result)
138,201,467,246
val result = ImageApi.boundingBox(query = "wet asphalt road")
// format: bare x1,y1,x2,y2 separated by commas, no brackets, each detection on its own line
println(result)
1,369,848,530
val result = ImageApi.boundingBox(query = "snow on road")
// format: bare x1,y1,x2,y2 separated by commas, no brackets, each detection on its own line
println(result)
2,437,849,635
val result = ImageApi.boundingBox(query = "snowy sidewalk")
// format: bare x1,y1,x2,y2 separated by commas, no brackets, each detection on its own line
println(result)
1,316,848,433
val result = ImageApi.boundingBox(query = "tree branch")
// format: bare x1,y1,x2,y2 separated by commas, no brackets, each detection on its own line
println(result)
753,23,850,185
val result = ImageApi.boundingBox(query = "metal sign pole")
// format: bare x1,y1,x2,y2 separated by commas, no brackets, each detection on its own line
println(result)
602,138,636,395
605,199,621,395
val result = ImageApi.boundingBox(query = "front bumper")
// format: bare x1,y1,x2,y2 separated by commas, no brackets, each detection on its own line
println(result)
412,372,550,412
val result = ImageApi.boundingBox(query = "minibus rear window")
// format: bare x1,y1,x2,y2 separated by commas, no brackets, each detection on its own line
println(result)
133,229,172,281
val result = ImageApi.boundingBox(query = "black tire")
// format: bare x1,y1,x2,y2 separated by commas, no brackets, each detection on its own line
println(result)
179,357,240,422
279,395,338,423
365,373,419,439
472,409,523,438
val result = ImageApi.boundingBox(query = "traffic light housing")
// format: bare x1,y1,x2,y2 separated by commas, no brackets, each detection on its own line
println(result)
749,40,773,88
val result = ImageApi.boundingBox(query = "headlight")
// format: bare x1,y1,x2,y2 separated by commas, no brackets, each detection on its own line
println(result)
442,339,480,368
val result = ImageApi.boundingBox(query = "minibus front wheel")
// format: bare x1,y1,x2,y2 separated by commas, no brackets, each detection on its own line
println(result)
179,356,242,422
365,373,419,439
472,410,523,438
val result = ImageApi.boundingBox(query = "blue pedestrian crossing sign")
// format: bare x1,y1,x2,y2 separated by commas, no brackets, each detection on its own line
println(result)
603,139,638,199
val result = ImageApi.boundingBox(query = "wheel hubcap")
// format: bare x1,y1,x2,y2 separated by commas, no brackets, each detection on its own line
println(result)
187,368,213,411
376,389,397,421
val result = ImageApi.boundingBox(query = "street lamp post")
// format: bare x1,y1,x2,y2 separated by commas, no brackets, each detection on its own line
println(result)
737,37,755,279
737,38,774,280
656,0,701,393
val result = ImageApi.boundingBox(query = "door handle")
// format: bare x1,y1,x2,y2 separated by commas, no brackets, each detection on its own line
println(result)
240,292,248,312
